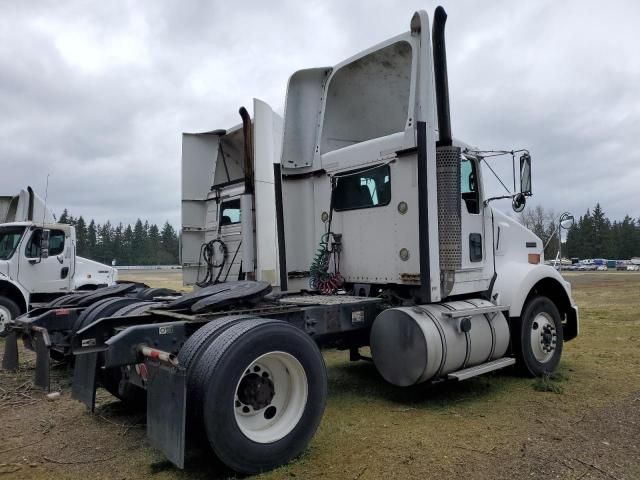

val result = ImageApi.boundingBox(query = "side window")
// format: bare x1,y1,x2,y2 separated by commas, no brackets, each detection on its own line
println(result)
49,230,65,255
333,164,391,211
220,199,241,226
25,229,65,257
461,157,480,214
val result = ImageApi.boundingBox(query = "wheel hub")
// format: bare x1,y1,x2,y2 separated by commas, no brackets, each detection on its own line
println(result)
237,371,275,411
530,313,557,362
0,306,10,333
233,351,309,444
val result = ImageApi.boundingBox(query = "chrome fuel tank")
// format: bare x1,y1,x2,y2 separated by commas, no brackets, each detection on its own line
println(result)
370,299,510,386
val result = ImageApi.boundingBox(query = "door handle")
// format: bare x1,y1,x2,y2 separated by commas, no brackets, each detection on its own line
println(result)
61,267,69,279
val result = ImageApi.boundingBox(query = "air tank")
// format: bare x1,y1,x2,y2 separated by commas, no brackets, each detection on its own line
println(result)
370,299,510,386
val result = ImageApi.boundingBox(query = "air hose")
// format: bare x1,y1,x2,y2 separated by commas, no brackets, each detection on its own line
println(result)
196,238,227,287
309,232,343,294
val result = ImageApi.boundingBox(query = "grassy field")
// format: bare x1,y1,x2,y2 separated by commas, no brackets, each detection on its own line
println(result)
0,272,638,479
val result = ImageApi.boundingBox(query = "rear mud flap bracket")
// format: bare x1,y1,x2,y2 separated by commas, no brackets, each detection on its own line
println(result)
146,360,187,469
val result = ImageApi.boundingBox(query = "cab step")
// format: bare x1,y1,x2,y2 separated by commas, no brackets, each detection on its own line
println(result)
447,357,516,381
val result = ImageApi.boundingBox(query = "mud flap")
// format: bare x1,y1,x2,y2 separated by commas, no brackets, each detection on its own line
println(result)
33,329,51,391
146,360,187,469
1,331,19,372
71,352,98,411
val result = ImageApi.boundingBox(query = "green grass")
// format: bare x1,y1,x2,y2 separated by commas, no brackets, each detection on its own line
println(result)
2,271,639,479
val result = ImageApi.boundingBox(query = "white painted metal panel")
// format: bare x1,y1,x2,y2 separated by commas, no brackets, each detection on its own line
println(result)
252,99,283,286
282,68,330,171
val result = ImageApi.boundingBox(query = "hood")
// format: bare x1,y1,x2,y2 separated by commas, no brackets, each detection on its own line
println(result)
491,207,543,258
74,256,118,287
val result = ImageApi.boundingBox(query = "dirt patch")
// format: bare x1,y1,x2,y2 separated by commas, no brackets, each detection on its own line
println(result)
1,273,639,479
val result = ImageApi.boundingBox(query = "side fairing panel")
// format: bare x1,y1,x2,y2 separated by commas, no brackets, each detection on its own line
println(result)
253,99,283,286
281,68,331,172
181,132,220,285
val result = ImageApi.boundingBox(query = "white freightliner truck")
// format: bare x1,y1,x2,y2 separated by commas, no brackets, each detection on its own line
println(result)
22,6,578,475
0,187,117,330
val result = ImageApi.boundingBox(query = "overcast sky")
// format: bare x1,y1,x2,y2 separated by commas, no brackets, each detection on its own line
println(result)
1,0,639,227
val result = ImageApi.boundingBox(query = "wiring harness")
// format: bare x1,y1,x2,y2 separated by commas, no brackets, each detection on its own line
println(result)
196,238,227,287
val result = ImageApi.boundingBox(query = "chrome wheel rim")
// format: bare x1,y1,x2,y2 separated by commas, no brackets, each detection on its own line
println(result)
0,305,11,334
530,313,557,363
233,351,308,443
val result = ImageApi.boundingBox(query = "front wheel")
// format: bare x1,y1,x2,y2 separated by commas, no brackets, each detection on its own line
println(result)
0,296,21,335
195,319,327,474
513,296,564,376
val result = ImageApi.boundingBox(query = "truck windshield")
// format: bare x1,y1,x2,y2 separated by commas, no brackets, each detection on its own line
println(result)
0,226,26,260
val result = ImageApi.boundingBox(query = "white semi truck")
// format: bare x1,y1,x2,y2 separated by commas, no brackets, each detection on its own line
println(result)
6,6,578,475
0,187,117,331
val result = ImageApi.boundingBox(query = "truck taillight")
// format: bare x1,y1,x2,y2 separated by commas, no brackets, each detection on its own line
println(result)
528,254,540,265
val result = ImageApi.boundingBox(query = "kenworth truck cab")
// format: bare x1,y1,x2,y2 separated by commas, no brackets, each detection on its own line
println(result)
31,7,578,475
0,187,117,331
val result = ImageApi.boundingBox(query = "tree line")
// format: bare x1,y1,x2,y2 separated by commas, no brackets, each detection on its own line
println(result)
519,203,640,261
58,209,180,266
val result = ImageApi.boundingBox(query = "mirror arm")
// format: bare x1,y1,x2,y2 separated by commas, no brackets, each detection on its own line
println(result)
483,193,518,206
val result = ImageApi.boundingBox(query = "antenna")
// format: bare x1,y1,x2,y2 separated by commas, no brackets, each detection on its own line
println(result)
42,173,50,227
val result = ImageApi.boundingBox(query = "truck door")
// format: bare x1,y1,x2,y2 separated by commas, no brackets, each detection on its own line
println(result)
459,155,492,288
18,227,72,294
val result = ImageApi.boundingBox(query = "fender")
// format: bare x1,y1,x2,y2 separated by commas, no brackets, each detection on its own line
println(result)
0,275,29,314
493,261,573,318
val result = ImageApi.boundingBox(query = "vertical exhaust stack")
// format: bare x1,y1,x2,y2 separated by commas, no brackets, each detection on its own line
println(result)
432,6,452,147
432,6,461,297
27,186,35,221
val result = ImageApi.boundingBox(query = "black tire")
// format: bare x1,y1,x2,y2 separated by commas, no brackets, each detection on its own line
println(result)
72,297,140,333
46,294,79,308
99,366,146,407
74,283,137,307
513,296,564,376
95,300,150,406
111,301,153,318
178,315,256,432
195,319,327,474
0,296,21,334
125,302,161,316
136,288,179,301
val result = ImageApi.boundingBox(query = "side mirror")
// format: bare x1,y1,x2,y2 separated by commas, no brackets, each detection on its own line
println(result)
512,193,526,213
40,229,50,259
520,153,532,195
560,217,575,229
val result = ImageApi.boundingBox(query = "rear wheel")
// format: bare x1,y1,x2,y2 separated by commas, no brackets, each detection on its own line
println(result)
513,296,564,376
0,296,20,334
195,319,327,474
99,367,146,406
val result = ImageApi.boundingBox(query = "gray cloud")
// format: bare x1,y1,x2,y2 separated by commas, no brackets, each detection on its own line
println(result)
1,0,638,227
